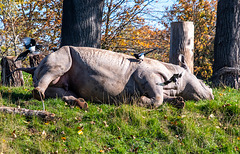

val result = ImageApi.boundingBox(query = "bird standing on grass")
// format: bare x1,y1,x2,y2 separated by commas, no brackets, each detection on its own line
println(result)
133,48,158,61
15,37,42,62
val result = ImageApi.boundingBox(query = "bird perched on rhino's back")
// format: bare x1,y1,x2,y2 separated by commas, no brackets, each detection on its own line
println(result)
15,37,42,62
133,48,158,61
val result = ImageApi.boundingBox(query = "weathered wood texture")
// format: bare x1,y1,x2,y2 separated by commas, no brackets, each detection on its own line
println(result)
1,56,24,86
212,0,240,89
61,0,104,48
169,22,194,73
0,106,55,120
29,54,45,67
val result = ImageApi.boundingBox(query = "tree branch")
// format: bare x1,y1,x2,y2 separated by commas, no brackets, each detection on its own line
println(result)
0,106,55,120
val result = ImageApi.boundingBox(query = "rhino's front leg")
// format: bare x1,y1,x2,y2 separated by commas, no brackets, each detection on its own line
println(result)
140,95,163,108
33,87,88,110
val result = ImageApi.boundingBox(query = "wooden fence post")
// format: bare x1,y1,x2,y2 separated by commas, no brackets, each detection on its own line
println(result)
169,21,194,73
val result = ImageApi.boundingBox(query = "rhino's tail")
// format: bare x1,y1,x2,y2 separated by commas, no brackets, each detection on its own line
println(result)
7,67,36,78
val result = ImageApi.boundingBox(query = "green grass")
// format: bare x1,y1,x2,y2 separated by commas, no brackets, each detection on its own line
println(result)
0,76,240,153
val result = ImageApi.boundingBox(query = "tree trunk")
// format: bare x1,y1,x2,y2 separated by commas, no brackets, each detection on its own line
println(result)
212,0,240,89
60,0,104,48
29,54,45,67
1,56,24,86
169,22,194,73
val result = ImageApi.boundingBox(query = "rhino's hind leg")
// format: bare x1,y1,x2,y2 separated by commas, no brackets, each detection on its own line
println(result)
63,96,88,110
164,96,185,109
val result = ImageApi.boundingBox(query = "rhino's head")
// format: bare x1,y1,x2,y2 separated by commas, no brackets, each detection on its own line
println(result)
177,54,214,101
179,73,214,101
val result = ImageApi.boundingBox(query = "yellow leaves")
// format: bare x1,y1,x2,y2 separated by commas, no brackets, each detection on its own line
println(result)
77,126,84,135
164,0,217,79
200,11,205,18
78,129,83,135
237,137,240,140
0,3,3,11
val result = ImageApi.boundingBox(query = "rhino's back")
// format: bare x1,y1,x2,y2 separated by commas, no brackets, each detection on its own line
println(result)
67,47,140,101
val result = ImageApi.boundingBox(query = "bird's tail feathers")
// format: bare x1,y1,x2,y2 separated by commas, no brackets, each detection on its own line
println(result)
145,48,158,55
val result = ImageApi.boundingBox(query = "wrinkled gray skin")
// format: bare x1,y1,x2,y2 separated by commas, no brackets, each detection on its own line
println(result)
22,46,214,108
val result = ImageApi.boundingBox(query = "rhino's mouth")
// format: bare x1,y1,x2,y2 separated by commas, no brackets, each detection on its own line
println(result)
199,80,214,100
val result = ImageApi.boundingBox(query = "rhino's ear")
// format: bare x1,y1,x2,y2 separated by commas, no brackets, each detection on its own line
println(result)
178,54,190,72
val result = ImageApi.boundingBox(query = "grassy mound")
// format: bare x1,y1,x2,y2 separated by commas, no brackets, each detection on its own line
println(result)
0,83,239,153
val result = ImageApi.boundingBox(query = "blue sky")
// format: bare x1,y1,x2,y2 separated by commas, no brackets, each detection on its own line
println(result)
143,0,177,28
0,0,176,30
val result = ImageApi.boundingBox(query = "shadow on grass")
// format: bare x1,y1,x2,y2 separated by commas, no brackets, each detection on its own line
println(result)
0,89,33,107
1,91,32,101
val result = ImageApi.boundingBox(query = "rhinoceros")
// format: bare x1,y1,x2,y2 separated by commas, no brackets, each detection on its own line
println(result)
18,46,214,109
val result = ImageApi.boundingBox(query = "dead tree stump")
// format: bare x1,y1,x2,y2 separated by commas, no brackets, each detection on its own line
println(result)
29,54,45,67
169,22,194,73
1,56,24,86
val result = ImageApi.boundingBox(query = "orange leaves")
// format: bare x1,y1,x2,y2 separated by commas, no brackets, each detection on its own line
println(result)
1,0,63,57
102,0,158,51
105,24,165,57
163,0,217,79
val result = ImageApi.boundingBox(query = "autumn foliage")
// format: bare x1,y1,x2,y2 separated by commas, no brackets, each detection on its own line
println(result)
102,0,217,79
0,0,62,56
159,0,217,79
0,0,217,79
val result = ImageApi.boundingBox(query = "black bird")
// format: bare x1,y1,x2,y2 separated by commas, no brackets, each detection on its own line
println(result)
15,50,31,62
15,37,42,62
133,48,158,61
156,73,183,86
